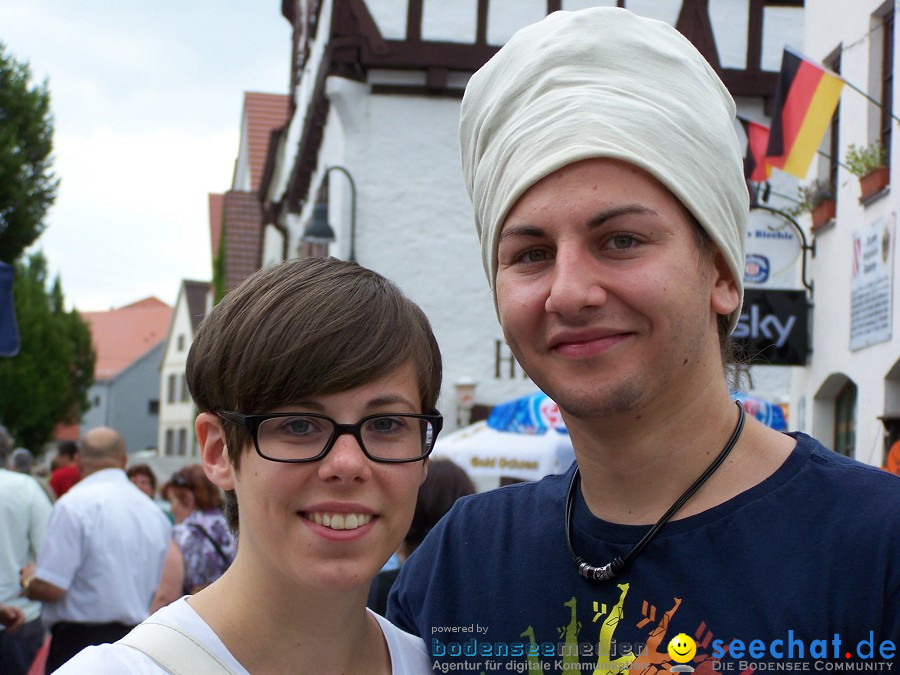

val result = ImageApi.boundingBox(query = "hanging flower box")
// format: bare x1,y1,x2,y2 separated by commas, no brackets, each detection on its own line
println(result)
810,198,836,229
846,142,889,202
787,178,835,229
859,166,890,201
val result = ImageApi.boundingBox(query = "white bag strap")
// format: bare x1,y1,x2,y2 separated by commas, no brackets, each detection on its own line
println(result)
117,621,236,674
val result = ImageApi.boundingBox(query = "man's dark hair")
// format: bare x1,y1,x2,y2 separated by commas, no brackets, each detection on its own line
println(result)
56,440,79,460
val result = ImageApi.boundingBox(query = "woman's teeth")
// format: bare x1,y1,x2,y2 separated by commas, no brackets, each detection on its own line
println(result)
307,512,372,530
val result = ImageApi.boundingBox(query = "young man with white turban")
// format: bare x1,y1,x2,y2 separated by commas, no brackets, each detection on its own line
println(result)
389,8,899,673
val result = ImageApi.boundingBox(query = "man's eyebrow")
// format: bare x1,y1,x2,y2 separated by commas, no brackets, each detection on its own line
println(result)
500,204,659,242
499,224,545,241
586,204,658,227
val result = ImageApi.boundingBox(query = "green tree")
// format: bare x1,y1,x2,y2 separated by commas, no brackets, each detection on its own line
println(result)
0,252,95,450
211,226,226,304
0,43,59,263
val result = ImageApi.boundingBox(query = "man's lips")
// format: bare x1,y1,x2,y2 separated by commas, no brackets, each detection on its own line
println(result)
548,329,630,355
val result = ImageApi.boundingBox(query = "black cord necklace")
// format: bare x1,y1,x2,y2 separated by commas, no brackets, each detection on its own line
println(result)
566,400,746,582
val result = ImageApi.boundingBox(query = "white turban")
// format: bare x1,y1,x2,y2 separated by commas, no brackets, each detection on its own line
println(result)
459,7,748,332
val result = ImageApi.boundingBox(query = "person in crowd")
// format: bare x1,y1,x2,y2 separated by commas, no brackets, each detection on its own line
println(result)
128,463,174,523
48,441,80,499
388,7,900,672
9,448,34,474
0,605,25,633
368,458,475,615
126,463,157,498
0,425,51,675
150,464,235,610
57,256,441,673
884,439,900,475
21,426,171,672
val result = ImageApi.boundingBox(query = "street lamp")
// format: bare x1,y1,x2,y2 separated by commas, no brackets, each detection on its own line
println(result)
301,165,357,261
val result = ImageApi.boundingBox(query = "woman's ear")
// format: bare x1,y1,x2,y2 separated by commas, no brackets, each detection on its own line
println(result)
196,412,235,491
420,458,430,487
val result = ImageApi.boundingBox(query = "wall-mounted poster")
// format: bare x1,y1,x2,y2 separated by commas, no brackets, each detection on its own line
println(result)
850,214,895,351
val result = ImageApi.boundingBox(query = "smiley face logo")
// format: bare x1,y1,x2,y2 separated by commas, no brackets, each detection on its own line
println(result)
667,633,697,663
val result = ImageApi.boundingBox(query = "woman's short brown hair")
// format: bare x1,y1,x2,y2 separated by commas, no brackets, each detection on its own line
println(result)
186,257,443,533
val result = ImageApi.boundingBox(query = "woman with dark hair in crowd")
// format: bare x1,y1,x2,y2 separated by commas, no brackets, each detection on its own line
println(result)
368,458,475,615
151,464,235,609
126,463,157,498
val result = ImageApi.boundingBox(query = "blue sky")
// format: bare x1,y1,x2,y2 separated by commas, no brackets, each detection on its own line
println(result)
1,1,291,310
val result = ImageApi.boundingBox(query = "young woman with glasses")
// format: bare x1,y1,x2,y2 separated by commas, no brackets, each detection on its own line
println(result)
57,257,442,674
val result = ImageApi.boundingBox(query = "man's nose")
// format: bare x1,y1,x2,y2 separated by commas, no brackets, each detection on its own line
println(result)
544,248,609,317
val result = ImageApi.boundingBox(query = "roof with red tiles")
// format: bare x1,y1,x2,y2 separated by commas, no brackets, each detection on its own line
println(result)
242,92,290,192
222,191,263,293
183,280,210,333
53,422,80,442
80,297,173,380
209,193,224,259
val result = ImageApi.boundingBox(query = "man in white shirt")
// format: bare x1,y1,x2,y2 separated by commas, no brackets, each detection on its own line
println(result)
22,426,171,672
0,425,51,675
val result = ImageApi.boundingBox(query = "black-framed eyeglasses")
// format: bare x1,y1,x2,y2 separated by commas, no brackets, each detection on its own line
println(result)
216,410,443,464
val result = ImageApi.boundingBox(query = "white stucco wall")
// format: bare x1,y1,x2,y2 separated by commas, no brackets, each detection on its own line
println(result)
296,81,803,431
262,0,337,266
343,90,522,416
793,0,900,465
232,111,252,192
365,0,770,50
422,0,478,43
291,73,540,426
157,286,199,457
270,0,819,433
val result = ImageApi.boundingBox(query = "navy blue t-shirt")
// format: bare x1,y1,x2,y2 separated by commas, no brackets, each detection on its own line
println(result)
388,434,900,673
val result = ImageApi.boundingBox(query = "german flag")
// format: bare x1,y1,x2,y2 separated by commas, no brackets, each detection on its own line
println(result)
739,117,772,182
766,49,844,178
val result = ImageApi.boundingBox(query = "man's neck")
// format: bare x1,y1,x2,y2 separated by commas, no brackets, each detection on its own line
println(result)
79,462,120,479
566,394,793,525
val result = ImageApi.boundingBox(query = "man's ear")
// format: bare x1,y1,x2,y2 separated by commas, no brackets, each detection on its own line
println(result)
196,412,235,491
710,251,740,317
